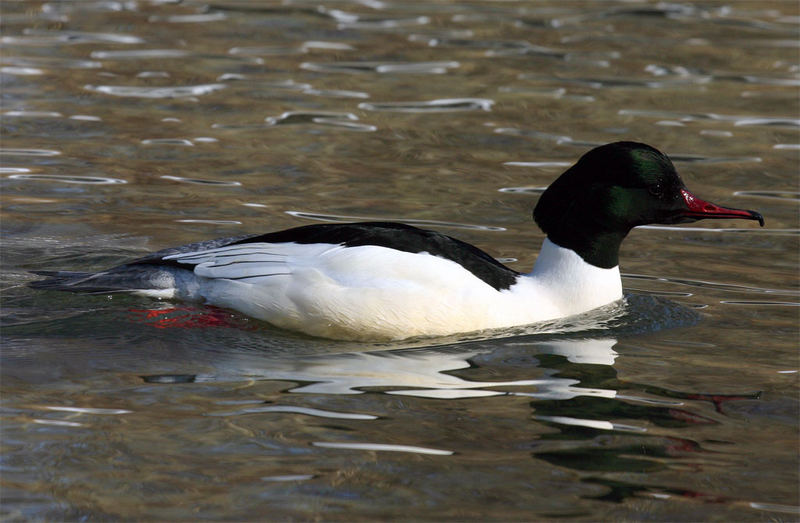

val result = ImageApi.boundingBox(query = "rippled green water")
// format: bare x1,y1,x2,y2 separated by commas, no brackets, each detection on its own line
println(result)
2,1,798,521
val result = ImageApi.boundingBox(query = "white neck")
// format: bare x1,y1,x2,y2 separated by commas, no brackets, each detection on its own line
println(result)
524,238,623,317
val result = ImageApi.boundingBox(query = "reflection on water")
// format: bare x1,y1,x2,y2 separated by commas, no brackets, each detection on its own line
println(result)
1,0,798,520
3,324,784,518
152,337,620,397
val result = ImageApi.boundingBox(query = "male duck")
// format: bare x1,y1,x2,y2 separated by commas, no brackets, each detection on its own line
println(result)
31,142,763,341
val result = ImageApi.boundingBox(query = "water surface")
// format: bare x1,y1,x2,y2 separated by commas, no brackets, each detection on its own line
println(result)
1,1,798,521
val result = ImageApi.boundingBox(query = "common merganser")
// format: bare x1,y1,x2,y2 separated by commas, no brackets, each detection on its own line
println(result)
30,142,764,341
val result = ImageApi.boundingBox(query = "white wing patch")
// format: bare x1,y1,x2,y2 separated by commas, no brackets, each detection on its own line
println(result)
162,242,337,281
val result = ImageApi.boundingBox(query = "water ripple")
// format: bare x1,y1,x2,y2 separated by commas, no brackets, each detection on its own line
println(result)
285,210,506,231
176,219,242,225
533,415,647,433
698,130,733,137
498,86,569,98
264,111,376,131
85,83,227,98
519,73,707,89
715,74,800,86
493,127,591,146
1,56,102,69
3,29,143,45
40,2,139,14
622,273,800,297
749,503,800,516
406,30,476,45
666,153,762,164
734,190,800,201
312,442,453,455
44,406,132,415
3,111,62,118
141,139,194,146
301,41,356,52
495,129,767,163
502,161,571,168
305,87,370,99
90,49,190,59
734,117,800,127
142,374,196,384
230,41,354,56
358,98,493,112
69,115,102,121
208,405,378,420
229,46,305,56
261,475,315,482
301,61,458,74
32,419,84,427
410,36,576,59
594,65,799,88
7,174,126,185
619,108,800,128
237,79,369,99
161,176,241,186
498,186,548,194
319,8,430,30
720,300,800,307
387,389,505,399
1,66,44,76
540,3,780,30
0,148,61,157
148,13,228,23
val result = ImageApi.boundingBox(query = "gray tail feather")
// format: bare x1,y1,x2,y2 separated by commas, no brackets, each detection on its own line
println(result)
29,270,140,294
29,271,92,289
29,265,183,295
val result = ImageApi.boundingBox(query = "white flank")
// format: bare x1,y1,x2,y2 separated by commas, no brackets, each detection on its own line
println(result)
158,238,623,341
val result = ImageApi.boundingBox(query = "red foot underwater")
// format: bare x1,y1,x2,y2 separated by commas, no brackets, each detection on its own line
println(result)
129,306,253,330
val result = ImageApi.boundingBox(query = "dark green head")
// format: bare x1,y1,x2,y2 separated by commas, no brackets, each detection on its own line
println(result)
534,142,764,268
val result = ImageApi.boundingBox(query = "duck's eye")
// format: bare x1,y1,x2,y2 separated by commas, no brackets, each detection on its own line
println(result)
648,184,664,197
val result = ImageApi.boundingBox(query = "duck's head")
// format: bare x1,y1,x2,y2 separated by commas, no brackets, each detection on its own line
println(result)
534,141,764,268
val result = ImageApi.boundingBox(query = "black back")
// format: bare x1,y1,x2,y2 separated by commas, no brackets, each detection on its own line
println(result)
136,222,520,291
234,222,520,290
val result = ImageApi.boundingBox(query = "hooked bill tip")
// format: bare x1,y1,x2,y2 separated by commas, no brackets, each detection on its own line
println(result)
680,188,765,227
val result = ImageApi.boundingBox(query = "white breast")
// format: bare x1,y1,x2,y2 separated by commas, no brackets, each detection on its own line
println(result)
515,238,623,318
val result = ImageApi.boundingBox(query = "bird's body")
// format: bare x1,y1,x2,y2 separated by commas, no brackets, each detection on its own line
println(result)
30,142,763,341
